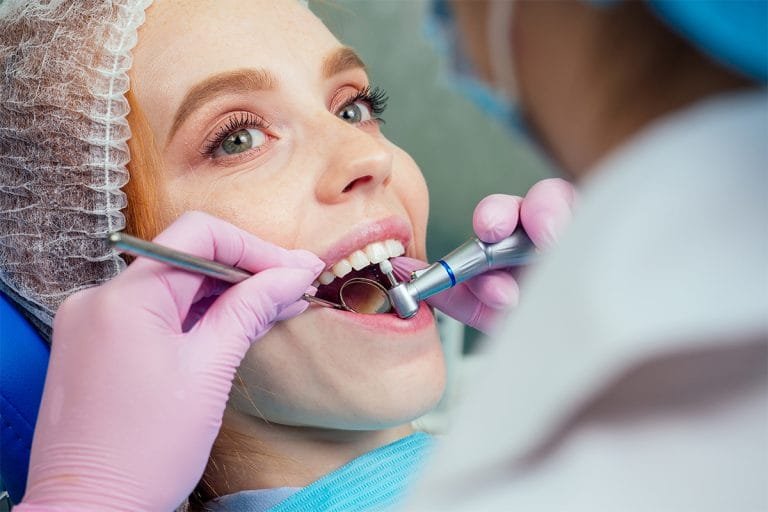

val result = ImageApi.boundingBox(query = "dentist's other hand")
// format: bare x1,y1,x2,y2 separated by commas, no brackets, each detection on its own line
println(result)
475,178,575,248
393,178,574,332
17,212,323,512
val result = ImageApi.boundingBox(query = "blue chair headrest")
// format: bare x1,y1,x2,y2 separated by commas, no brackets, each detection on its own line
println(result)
0,291,49,503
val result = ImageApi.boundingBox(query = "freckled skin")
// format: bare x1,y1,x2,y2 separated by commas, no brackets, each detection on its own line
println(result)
130,0,445,442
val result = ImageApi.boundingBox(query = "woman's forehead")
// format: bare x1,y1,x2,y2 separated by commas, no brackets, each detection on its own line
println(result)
134,0,341,89
131,0,345,140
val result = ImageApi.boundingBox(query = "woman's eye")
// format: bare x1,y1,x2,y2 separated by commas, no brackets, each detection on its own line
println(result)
337,101,373,124
218,128,268,156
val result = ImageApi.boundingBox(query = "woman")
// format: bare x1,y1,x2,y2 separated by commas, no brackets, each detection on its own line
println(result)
1,1,569,510
128,2,446,504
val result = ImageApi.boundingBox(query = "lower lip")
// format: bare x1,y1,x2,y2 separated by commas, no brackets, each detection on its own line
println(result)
319,300,434,334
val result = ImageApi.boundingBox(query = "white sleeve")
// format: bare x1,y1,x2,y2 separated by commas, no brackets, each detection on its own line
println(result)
405,339,768,512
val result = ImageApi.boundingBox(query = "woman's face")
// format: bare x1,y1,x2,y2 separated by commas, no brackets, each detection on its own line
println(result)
130,0,444,430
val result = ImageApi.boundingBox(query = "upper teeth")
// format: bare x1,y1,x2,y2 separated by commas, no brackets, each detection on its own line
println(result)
317,239,405,286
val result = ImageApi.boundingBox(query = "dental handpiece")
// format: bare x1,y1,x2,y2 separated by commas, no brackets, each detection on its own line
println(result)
384,227,535,319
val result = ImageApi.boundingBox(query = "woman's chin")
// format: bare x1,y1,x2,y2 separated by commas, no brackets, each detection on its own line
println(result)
262,395,444,432
234,300,446,434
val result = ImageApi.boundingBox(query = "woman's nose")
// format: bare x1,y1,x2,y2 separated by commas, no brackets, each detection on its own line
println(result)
315,123,394,204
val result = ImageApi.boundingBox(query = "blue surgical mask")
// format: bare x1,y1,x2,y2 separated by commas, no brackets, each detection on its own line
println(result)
425,0,535,143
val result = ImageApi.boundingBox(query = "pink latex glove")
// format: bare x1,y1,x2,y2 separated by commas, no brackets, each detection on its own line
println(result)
392,178,575,332
16,211,324,512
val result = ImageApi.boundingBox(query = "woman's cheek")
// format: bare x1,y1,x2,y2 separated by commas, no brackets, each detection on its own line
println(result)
392,151,430,251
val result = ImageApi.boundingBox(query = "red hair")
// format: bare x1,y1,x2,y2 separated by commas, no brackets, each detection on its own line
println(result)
123,89,165,240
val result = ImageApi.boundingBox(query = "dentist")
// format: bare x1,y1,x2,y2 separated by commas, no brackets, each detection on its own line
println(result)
406,1,767,510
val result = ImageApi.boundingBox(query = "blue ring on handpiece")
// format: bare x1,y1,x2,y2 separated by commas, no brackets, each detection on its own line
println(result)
438,259,457,287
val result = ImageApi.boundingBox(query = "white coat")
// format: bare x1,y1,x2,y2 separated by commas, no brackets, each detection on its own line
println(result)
407,90,768,512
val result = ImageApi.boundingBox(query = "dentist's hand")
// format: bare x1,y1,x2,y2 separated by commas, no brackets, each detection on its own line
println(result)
393,178,575,332
16,212,324,512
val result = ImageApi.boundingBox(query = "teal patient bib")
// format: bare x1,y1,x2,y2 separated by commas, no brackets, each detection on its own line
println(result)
268,432,433,512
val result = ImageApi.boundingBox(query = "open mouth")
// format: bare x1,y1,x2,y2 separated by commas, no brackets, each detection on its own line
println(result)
314,239,405,312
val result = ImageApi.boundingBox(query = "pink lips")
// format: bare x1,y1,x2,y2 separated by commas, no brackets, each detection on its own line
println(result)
318,216,413,268
310,215,432,334
319,299,434,334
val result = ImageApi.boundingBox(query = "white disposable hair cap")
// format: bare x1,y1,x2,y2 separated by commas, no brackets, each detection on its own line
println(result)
0,0,154,338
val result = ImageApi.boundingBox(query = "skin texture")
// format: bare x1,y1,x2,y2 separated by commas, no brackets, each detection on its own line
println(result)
130,0,444,493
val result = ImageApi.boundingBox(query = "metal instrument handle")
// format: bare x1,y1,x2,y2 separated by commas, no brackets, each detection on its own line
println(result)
109,232,251,283
108,232,343,310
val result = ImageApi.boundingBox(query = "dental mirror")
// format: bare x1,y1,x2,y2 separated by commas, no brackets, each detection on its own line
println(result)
338,278,393,314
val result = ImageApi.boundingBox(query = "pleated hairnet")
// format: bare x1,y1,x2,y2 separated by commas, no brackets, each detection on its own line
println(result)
0,0,153,338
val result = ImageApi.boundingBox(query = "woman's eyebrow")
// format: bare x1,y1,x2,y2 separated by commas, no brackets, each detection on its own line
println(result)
167,68,276,145
322,46,366,78
166,47,366,145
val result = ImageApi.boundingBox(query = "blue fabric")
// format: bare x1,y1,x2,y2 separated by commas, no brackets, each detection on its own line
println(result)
593,0,768,82
0,291,49,503
425,0,548,157
647,0,767,82
426,0,522,132
204,487,301,512
264,432,433,512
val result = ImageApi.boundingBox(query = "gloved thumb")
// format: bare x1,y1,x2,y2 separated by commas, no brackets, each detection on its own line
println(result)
520,178,575,250
391,256,514,333
390,255,426,282
473,194,523,243
190,267,317,361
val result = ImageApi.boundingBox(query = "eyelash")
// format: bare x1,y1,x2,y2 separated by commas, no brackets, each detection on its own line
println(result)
344,85,389,121
199,85,389,159
201,111,270,158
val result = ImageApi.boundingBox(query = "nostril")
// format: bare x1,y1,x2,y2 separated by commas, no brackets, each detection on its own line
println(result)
342,175,373,193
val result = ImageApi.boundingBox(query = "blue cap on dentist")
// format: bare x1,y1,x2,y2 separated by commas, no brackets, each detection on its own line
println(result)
607,0,768,83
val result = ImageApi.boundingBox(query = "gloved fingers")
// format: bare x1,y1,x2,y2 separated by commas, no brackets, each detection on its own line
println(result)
148,211,322,272
186,271,308,326
425,284,505,333
189,276,230,307
390,255,428,282
473,194,523,243
274,284,317,321
391,257,513,332
520,178,575,250
463,270,520,309
275,297,311,322
189,267,316,361
123,211,323,325
182,292,220,332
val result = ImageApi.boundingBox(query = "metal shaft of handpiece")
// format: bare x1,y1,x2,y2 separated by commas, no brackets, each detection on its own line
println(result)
108,232,343,310
388,227,535,319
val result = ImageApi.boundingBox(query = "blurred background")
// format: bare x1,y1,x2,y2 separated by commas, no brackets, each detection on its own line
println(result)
311,0,552,349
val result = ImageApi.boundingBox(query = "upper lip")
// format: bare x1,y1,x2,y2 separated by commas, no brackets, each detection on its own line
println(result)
318,215,413,268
